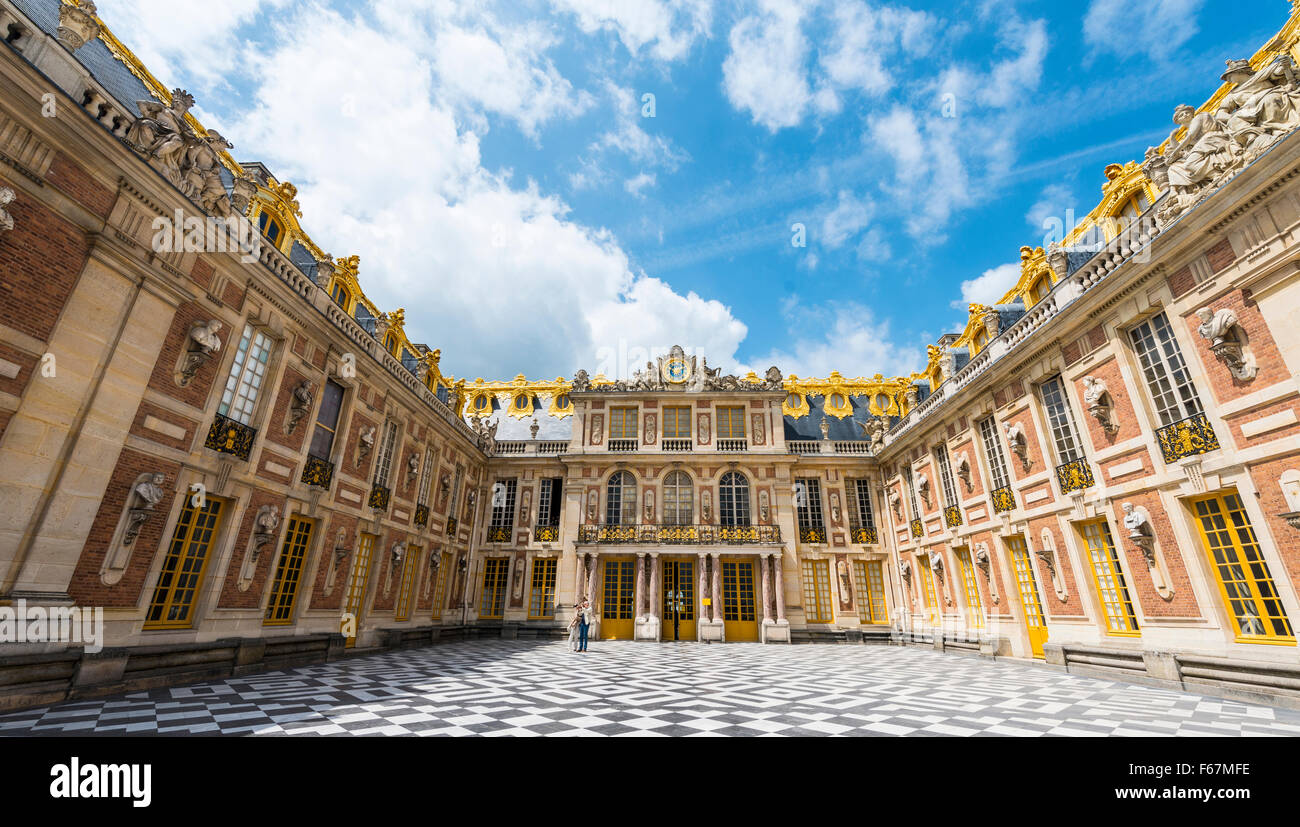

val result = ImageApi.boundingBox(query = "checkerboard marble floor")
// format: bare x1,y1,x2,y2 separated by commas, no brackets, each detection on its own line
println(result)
3,640,1300,736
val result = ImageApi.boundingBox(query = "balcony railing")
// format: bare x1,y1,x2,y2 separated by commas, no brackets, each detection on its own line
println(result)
1055,457,1096,494
414,504,429,528
798,526,827,544
301,454,334,489
1155,412,1220,464
607,438,637,452
834,441,872,455
849,525,878,544
788,441,821,455
446,516,458,535
910,519,923,539
486,525,512,543
991,485,1015,514
577,524,782,544
367,484,391,512
494,441,526,455
662,438,693,452
717,438,748,452
536,441,569,454
944,505,962,528
534,524,560,542
204,412,256,461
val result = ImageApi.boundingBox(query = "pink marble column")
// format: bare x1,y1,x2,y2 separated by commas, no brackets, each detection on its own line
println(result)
774,553,787,622
634,553,646,619
649,553,661,623
760,555,773,622
586,554,600,609
574,552,587,610
711,552,723,626
698,554,710,622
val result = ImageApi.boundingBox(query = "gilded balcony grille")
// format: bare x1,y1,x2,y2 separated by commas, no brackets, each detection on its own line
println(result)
1155,412,1220,464
204,412,256,461
991,485,1015,513
910,519,923,539
849,525,878,544
577,524,781,544
799,526,827,544
414,504,429,528
300,454,334,489
367,484,391,511
1055,457,1096,494
534,524,560,542
446,516,458,535
487,526,512,543
944,505,962,528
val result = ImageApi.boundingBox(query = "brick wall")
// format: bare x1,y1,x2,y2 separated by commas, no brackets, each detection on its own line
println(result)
128,399,199,452
1075,356,1137,449
1249,454,1300,597
1107,492,1203,619
145,301,221,409
45,152,114,219
1183,289,1289,404
216,489,287,609
0,177,90,341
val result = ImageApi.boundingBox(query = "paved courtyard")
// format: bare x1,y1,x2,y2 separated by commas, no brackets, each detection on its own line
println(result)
3,640,1300,736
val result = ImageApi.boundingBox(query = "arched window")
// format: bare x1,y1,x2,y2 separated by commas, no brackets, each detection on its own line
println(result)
331,282,350,308
1111,189,1150,234
606,471,637,526
258,211,283,247
662,471,693,526
383,332,400,357
719,471,750,526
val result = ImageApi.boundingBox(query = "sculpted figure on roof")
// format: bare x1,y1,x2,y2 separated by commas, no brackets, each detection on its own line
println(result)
1218,57,1300,156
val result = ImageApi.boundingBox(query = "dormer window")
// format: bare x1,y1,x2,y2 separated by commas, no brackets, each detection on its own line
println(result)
258,211,283,247
330,282,350,309
1112,190,1151,233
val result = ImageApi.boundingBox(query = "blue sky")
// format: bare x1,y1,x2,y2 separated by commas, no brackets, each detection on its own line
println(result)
105,0,1282,381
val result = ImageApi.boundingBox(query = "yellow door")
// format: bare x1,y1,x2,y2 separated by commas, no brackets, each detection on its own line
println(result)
342,533,376,647
1007,536,1048,658
661,558,697,641
722,560,759,642
601,558,636,639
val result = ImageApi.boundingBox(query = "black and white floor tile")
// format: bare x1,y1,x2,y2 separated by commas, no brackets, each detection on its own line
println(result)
3,640,1300,736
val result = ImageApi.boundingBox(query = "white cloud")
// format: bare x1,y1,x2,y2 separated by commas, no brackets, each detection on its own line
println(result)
819,2,937,97
1084,0,1203,62
745,298,921,378
820,190,873,249
624,172,657,196
721,0,813,131
222,5,746,380
953,262,1020,308
1025,182,1076,236
591,83,690,167
551,0,713,61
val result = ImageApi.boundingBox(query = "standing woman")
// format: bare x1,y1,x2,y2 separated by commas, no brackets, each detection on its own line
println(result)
567,605,581,652
578,598,593,652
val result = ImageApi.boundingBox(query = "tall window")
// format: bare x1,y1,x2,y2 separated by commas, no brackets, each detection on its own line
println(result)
663,406,691,439
1129,312,1204,426
719,472,750,526
536,478,562,527
795,478,824,530
490,479,517,531
1079,520,1138,634
801,560,833,623
265,517,313,625
1038,376,1084,465
258,211,282,247
662,471,693,525
717,406,745,439
528,558,558,619
853,560,888,624
394,546,420,622
342,533,376,644
1192,492,1294,642
430,551,449,620
917,555,939,615
416,449,435,509
955,549,984,629
449,465,464,515
849,479,876,532
978,416,1011,491
144,497,224,630
479,558,509,618
330,282,350,308
218,324,274,425
610,407,637,440
308,380,345,460
934,444,959,511
605,471,637,525
372,421,398,488
903,466,922,519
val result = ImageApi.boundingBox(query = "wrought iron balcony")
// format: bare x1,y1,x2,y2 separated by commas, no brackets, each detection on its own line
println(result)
991,485,1015,514
446,516,458,534
301,454,334,489
204,412,256,461
534,524,560,542
414,504,429,528
944,505,962,528
1155,412,1220,464
486,525,512,543
1055,457,1095,494
910,518,923,539
578,523,782,545
367,484,391,511
798,526,827,544
849,525,878,544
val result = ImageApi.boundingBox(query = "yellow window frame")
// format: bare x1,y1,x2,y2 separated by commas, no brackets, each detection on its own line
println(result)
610,406,638,440
801,559,834,623
394,546,420,622
717,406,745,439
479,558,509,619
663,406,691,439
265,517,314,626
528,557,558,619
1078,519,1139,635
1192,492,1295,645
956,549,984,629
1007,535,1045,627
853,560,888,624
144,496,225,630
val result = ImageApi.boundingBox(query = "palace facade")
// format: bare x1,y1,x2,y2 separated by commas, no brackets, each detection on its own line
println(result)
2,0,1300,710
